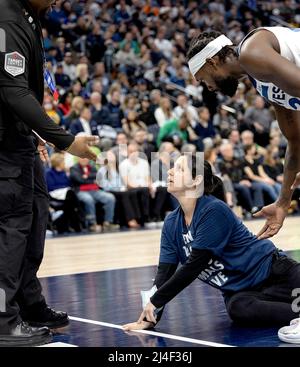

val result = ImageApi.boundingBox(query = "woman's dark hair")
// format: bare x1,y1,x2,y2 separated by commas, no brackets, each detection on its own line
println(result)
186,31,237,63
190,154,226,202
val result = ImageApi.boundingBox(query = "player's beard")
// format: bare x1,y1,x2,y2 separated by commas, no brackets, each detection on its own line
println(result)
215,76,239,97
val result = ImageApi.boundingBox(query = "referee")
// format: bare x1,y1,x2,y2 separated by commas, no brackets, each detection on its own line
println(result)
0,0,98,346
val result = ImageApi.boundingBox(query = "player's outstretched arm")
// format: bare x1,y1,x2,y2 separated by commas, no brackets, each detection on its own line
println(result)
254,105,300,238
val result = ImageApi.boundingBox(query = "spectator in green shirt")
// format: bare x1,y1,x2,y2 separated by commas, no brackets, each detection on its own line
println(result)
157,113,190,147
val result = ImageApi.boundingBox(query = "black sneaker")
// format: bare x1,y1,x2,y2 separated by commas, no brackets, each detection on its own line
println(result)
22,304,69,329
0,321,52,347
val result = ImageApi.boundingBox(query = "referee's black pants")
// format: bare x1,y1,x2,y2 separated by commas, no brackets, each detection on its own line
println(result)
225,252,300,326
16,155,48,312
0,155,47,333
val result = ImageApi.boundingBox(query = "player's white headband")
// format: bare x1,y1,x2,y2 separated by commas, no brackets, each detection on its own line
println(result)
188,35,233,77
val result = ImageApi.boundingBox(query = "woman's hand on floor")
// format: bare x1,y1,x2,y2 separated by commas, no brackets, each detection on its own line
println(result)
122,320,154,331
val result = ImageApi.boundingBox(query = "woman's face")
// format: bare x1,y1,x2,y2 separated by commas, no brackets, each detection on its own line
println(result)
127,98,136,109
58,160,65,171
167,156,202,195
141,100,149,109
128,111,136,122
106,151,116,164
80,65,88,77
75,100,84,112
73,82,82,94
162,98,170,110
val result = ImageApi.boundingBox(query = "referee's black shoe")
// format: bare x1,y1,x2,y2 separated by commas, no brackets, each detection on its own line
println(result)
21,302,69,329
0,322,52,347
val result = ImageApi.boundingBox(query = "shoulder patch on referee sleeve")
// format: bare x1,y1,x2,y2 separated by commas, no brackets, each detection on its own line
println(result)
4,52,25,77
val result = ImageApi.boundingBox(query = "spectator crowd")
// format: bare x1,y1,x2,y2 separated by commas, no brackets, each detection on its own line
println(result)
41,0,300,234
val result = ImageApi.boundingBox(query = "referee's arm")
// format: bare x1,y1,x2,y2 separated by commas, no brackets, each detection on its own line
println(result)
0,87,75,150
0,21,74,150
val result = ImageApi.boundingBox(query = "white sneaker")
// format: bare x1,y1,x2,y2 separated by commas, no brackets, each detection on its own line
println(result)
156,221,164,229
290,318,300,326
278,318,300,344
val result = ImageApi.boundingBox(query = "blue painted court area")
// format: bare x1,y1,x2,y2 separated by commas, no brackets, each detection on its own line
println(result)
40,250,300,347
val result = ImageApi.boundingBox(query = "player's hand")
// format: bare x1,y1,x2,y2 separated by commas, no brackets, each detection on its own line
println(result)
66,136,99,161
122,320,154,331
291,172,300,190
253,202,288,239
37,141,50,164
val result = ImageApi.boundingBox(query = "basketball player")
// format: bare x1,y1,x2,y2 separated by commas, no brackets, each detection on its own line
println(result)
184,28,300,241
123,154,300,343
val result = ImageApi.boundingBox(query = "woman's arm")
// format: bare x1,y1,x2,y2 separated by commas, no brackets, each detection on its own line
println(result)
132,248,213,327
145,263,178,324
150,248,212,309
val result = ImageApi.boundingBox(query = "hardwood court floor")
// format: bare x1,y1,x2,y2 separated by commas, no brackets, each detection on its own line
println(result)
39,216,300,278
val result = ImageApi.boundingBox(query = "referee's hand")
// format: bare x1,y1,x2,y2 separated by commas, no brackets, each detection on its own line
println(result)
66,136,99,161
37,141,50,164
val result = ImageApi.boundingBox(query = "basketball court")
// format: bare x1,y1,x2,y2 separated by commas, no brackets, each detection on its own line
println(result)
38,216,300,347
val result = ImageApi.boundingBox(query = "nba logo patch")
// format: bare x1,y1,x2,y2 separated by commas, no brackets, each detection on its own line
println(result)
4,52,25,77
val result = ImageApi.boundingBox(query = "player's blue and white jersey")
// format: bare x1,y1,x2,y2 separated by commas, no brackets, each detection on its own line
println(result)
239,27,300,110
248,77,300,110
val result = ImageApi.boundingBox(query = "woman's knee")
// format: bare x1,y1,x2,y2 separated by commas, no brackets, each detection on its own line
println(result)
226,293,258,322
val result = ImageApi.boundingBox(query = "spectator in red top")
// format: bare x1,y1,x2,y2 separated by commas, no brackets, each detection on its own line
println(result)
70,158,118,232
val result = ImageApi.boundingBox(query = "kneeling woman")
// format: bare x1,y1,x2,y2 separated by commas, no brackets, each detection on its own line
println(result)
123,154,300,343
